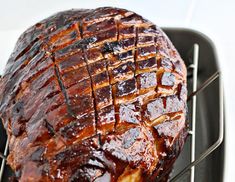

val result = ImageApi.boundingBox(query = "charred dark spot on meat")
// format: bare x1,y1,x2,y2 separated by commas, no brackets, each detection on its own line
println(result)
115,78,137,97
101,41,123,54
55,37,97,59
137,57,157,70
44,119,56,136
13,101,24,114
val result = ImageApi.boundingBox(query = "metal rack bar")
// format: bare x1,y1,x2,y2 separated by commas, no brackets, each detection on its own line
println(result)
188,71,220,100
0,153,6,160
189,44,199,182
0,138,9,181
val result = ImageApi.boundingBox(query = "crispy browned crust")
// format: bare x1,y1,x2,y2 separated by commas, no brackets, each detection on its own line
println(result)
0,7,187,182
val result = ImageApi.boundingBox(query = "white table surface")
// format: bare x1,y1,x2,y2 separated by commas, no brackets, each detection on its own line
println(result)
0,0,234,181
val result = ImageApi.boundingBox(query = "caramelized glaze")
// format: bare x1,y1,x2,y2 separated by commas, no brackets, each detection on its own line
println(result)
0,7,187,182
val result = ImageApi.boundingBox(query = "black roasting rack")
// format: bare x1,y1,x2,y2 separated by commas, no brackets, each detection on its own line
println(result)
0,28,224,182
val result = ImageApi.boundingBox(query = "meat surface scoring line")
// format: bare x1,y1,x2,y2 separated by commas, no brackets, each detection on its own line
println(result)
0,7,188,181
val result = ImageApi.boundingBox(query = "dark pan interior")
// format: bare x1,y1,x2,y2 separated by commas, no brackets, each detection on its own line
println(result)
0,28,224,182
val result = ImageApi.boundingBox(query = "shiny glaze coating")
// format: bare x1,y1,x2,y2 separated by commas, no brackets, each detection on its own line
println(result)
0,7,187,182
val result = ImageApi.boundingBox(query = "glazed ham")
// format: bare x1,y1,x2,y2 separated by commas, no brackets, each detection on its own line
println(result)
0,7,187,182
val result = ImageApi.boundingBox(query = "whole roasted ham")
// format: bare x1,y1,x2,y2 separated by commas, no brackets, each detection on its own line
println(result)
0,7,187,182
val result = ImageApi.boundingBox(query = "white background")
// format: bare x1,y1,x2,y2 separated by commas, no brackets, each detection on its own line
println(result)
0,1,234,181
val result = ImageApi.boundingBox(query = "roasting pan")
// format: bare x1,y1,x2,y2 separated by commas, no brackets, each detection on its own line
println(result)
0,28,225,182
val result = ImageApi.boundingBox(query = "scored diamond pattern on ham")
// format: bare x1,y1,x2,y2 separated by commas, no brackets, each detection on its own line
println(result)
0,7,187,182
